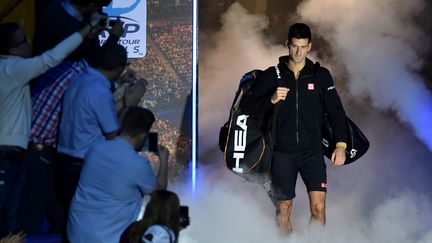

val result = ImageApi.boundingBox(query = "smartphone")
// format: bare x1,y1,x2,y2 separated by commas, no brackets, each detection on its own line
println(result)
148,132,158,152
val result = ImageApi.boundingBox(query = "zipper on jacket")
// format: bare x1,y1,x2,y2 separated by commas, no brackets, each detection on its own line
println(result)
295,77,299,148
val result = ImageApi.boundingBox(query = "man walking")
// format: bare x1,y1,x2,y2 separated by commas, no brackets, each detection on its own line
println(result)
244,23,348,233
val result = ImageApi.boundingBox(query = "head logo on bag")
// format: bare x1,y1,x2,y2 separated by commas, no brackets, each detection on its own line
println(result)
219,69,273,184
233,115,249,173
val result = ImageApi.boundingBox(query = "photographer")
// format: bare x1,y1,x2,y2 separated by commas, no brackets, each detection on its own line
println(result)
17,0,126,234
0,20,98,235
120,190,188,243
67,107,169,243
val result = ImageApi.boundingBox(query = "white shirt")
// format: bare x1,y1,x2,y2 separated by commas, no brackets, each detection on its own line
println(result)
0,32,83,148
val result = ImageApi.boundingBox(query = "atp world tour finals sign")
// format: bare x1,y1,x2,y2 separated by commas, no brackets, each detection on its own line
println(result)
99,0,147,58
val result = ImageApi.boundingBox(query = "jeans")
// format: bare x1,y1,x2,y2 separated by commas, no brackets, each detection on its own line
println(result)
0,145,26,236
16,149,65,234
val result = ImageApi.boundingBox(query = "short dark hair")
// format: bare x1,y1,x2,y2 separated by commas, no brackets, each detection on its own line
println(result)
121,107,155,136
90,43,128,70
0,23,21,55
288,23,312,43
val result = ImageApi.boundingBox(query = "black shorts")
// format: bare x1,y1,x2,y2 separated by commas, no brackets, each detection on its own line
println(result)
271,150,327,200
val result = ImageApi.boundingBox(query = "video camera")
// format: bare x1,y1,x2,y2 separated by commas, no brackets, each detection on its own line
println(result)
179,205,190,228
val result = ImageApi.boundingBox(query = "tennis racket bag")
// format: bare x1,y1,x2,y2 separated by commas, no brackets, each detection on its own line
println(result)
219,70,272,183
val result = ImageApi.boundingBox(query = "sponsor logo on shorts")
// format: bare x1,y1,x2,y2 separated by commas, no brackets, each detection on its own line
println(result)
321,182,327,188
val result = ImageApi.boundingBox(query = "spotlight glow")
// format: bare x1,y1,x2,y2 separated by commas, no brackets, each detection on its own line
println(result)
191,0,198,194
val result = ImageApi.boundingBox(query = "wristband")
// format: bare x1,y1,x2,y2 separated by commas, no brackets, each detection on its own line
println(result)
336,142,347,149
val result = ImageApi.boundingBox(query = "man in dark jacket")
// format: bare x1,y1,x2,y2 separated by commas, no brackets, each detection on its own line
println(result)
243,23,348,233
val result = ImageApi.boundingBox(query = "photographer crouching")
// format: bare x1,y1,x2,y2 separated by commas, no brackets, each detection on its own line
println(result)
67,107,169,243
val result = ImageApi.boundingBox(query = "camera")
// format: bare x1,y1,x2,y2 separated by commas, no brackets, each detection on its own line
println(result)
98,17,117,29
179,205,190,228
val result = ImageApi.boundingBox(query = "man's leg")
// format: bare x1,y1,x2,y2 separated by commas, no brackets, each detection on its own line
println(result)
17,149,64,234
0,146,26,235
271,151,297,233
276,199,293,233
308,191,326,225
299,152,327,225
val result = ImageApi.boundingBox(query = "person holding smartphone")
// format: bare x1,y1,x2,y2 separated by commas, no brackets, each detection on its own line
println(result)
67,107,169,243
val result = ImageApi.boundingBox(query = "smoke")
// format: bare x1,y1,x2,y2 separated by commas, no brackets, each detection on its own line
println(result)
297,0,432,152
192,1,432,243
199,3,285,158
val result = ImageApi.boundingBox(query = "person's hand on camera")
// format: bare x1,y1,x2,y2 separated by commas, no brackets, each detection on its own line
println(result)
109,18,124,37
80,12,103,38
123,78,148,107
119,69,138,86
89,12,103,28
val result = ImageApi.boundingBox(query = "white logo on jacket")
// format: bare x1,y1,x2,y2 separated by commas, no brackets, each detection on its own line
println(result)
327,86,335,91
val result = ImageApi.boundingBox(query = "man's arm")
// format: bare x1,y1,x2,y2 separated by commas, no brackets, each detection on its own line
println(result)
94,91,121,140
114,74,148,121
155,145,169,189
10,15,101,86
320,68,348,166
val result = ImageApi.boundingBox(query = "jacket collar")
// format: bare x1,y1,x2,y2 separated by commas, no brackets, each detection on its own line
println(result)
278,56,315,78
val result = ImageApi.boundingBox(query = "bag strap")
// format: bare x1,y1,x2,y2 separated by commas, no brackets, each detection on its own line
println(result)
271,66,283,146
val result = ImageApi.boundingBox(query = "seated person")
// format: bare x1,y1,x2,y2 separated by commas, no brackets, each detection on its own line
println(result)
120,190,182,243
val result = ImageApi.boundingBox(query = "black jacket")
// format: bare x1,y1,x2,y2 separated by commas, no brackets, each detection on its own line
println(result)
242,56,348,153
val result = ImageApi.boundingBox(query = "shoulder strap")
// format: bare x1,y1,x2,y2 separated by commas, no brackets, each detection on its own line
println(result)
232,70,262,111
275,66,281,79
271,65,283,146
313,62,327,113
